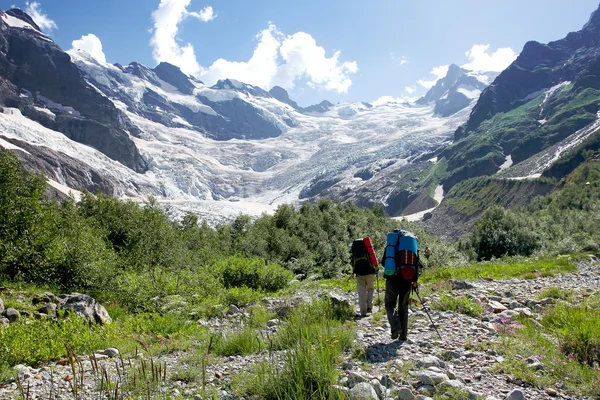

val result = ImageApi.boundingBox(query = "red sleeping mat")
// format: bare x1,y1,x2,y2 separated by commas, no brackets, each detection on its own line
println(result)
363,236,379,267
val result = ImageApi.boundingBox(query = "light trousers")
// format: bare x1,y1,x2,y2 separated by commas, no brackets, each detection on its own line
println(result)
356,274,375,315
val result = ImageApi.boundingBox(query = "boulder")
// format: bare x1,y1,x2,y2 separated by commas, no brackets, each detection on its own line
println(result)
416,355,441,369
414,371,448,386
38,302,57,315
5,308,20,323
450,280,474,290
349,382,378,400
0,317,9,327
504,389,525,400
329,293,352,309
488,301,507,313
58,294,112,324
101,348,119,358
397,387,416,400
32,292,58,305
228,304,240,314
0,297,4,314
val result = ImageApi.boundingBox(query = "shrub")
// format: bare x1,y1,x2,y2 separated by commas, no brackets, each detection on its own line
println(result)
469,206,538,260
224,286,263,307
220,256,293,292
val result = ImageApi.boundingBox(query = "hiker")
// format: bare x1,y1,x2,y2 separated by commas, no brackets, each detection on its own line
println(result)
350,238,379,317
385,273,416,340
382,230,422,340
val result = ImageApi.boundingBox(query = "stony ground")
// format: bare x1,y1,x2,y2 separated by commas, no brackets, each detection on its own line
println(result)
1,257,598,400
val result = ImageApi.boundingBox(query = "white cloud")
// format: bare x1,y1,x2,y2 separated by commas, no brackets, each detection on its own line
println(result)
71,34,106,63
418,65,448,88
273,31,358,93
405,86,416,94
201,24,281,90
25,1,57,32
400,56,409,65
150,0,216,76
462,44,517,72
149,1,358,93
187,6,216,22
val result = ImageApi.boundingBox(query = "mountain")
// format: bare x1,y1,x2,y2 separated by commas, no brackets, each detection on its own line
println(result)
0,7,471,224
0,9,147,172
269,85,333,114
439,4,600,191
416,64,495,117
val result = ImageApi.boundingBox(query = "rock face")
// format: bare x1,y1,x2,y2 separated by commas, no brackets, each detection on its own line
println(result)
0,9,147,173
153,62,196,95
59,293,112,324
416,64,492,117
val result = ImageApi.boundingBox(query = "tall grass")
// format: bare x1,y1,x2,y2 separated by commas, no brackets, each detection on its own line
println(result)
233,298,354,400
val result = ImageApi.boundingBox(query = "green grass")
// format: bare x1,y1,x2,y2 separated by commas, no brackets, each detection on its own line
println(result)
233,298,355,400
430,295,483,318
495,300,600,398
214,327,265,356
536,287,574,301
421,257,577,284
0,311,205,383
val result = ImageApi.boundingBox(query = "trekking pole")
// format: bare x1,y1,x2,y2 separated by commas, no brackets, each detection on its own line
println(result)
412,286,443,341
376,272,381,313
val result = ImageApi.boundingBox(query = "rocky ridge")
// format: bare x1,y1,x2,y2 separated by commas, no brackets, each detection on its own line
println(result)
1,258,598,399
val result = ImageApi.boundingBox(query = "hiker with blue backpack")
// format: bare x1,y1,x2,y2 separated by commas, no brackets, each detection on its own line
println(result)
382,230,422,340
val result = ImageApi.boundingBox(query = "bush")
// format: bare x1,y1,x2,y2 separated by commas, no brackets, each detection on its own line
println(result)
469,206,539,260
220,256,293,292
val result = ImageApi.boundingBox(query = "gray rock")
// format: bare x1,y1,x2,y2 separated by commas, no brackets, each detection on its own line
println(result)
38,302,57,315
59,294,112,324
416,385,435,395
347,371,369,387
370,379,386,399
439,379,464,389
414,371,448,385
228,304,240,314
266,319,279,327
349,382,378,400
102,348,119,358
330,293,352,309
504,389,525,400
450,280,474,290
32,292,57,305
416,355,441,369
397,387,416,400
488,301,507,313
0,297,4,314
5,308,19,323
441,350,460,360
468,389,483,400
0,317,9,327
508,300,523,310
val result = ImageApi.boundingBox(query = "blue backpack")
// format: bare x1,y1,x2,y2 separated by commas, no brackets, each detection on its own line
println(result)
382,230,421,282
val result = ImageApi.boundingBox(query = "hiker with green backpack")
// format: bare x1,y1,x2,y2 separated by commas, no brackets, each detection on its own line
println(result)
350,237,380,317
382,229,422,340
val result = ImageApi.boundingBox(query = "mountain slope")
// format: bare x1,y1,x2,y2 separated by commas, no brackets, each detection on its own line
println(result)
0,9,147,172
439,4,600,190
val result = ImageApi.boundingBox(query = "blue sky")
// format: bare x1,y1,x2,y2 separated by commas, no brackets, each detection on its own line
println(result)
6,0,600,106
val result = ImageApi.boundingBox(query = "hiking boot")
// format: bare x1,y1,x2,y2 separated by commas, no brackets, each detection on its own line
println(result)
391,329,399,340
399,333,408,341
